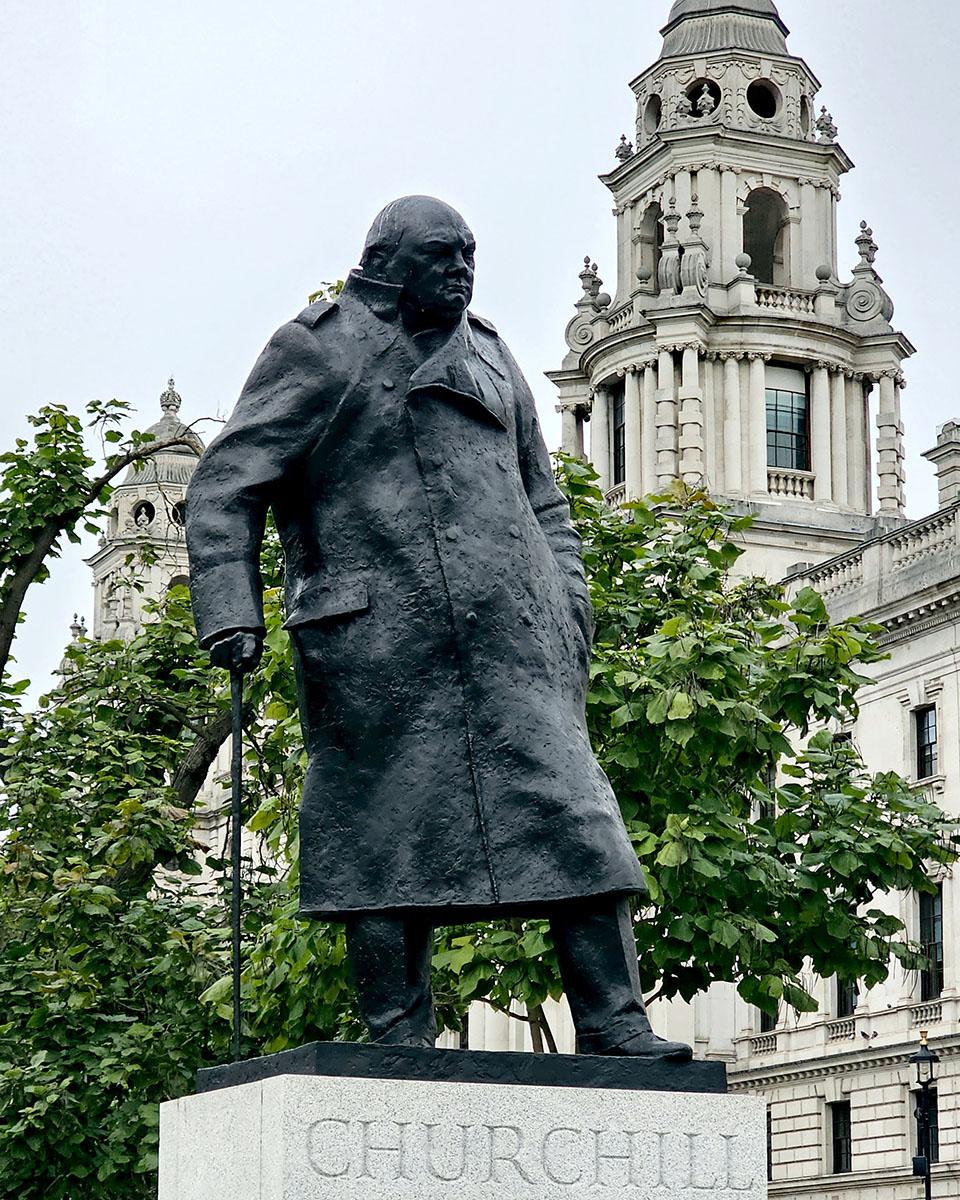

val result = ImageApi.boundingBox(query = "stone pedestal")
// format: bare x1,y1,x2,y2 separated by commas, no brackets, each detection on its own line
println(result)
160,1045,766,1199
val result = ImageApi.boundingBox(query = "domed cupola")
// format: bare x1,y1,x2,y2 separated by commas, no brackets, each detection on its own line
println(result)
632,0,819,148
660,0,789,58
121,378,204,487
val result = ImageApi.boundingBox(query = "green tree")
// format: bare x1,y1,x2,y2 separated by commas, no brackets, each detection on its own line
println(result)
0,410,954,1199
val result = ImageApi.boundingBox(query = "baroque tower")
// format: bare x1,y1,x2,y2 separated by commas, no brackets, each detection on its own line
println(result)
85,379,203,640
551,0,911,576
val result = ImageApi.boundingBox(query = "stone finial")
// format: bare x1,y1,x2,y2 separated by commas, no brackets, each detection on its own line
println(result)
663,197,682,236
816,264,833,283
676,93,693,118
816,106,838,143
160,377,182,415
69,614,86,642
696,84,717,116
686,194,704,236
579,256,600,299
615,134,634,163
856,221,878,266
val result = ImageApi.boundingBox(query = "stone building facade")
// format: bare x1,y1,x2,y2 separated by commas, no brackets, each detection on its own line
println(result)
550,2,960,1197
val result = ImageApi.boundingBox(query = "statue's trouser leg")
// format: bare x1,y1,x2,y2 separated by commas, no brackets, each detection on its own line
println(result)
550,897,654,1054
344,914,437,1046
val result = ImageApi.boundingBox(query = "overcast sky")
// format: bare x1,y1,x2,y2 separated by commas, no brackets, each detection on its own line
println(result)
2,0,957,699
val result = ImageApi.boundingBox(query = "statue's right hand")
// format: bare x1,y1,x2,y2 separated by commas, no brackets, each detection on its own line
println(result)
208,630,264,674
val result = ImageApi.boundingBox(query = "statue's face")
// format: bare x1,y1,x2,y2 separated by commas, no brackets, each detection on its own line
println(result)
388,207,476,325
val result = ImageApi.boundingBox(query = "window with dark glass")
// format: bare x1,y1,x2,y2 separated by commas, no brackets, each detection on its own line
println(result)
759,764,776,821
766,387,809,470
767,1108,774,1181
612,383,626,486
758,1006,777,1034
919,884,944,1002
916,706,938,779
913,1089,940,1164
836,977,858,1018
830,1100,852,1174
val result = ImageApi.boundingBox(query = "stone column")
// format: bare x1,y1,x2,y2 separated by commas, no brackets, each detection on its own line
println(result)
810,363,832,502
703,354,720,493
720,167,739,283
748,354,768,495
590,388,611,495
876,371,906,515
799,180,818,288
559,405,580,457
845,374,867,513
642,362,658,495
624,366,643,500
722,354,742,495
830,368,848,507
656,348,679,487
678,344,704,485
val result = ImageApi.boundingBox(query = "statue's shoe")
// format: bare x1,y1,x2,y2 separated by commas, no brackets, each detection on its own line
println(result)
598,1031,693,1061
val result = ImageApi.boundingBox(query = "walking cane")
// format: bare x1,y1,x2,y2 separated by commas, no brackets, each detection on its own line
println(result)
230,665,245,1063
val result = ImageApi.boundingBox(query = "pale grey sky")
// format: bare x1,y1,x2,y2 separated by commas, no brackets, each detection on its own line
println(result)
1,0,956,699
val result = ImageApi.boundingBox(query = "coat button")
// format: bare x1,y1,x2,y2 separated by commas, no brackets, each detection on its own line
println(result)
465,611,479,627
520,610,534,627
445,525,460,541
508,524,521,539
382,378,396,390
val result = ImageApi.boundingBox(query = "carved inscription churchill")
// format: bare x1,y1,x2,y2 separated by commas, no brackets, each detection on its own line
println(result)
306,1119,761,1191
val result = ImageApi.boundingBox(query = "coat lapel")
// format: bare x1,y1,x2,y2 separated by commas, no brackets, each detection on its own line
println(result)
406,320,508,431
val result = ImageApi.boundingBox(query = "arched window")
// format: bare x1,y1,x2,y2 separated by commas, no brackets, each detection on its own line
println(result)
743,188,789,286
167,574,190,592
637,203,664,293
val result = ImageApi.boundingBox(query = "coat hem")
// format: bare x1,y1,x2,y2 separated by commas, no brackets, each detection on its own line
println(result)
298,882,647,924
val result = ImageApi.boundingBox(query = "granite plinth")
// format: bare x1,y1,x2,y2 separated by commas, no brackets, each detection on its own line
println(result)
196,1041,727,1095
161,1072,765,1200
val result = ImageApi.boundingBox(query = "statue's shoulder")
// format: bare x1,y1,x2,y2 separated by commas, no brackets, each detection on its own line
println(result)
293,298,341,330
467,311,498,337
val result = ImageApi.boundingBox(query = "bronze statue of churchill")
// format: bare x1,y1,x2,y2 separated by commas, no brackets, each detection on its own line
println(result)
186,196,690,1060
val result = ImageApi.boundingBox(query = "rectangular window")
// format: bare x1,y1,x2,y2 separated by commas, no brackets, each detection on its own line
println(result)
758,1006,777,1034
916,706,938,780
766,387,810,471
919,885,944,1002
836,977,858,1018
612,383,626,486
767,1108,773,1181
830,1100,852,1174
913,1089,940,1164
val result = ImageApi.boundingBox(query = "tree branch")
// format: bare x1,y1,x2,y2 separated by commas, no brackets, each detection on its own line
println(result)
0,434,202,691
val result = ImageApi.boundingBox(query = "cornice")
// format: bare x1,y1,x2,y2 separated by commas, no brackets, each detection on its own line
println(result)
728,1036,960,1091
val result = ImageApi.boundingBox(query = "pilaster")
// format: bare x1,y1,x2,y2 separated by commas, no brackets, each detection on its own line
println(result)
810,363,832,503
656,348,679,487
829,368,848,507
624,366,643,500
590,389,612,494
722,354,743,496
747,354,769,496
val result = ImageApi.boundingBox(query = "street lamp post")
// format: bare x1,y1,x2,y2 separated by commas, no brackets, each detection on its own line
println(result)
909,1030,940,1200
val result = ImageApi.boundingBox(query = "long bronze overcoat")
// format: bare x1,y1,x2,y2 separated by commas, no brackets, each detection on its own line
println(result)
186,271,643,919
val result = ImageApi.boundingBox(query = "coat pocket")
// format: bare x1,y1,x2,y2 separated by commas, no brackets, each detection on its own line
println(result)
283,581,369,629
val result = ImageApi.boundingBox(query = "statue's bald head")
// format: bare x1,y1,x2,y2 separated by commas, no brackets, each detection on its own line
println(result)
359,196,476,329
361,196,471,270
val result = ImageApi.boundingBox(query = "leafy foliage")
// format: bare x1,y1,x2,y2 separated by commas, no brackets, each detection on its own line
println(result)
0,409,955,1197
561,457,956,1012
